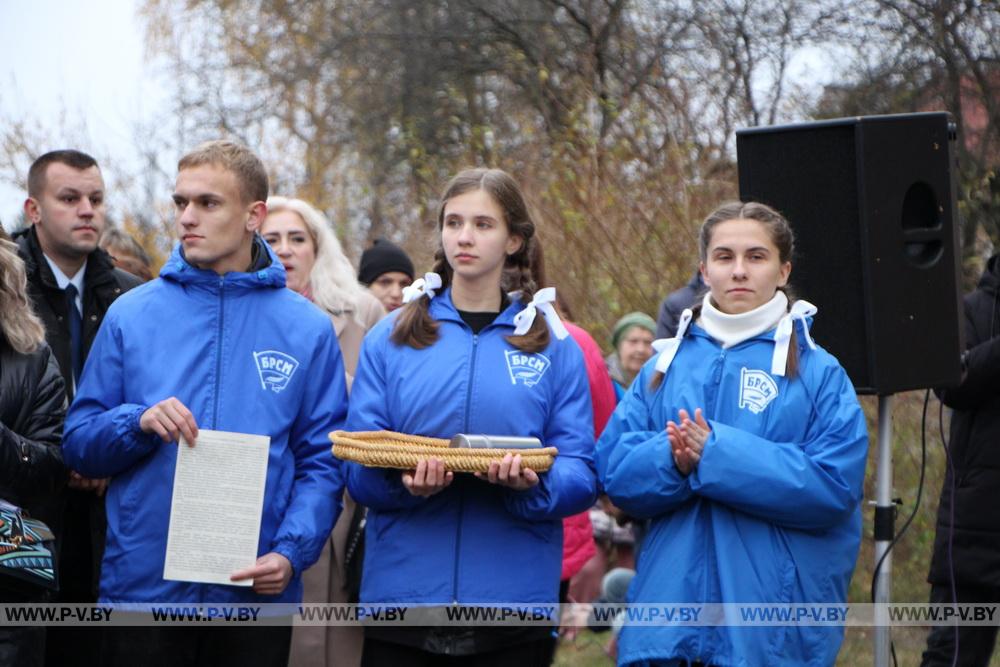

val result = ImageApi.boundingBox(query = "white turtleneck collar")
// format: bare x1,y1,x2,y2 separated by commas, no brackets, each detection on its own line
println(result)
697,291,788,349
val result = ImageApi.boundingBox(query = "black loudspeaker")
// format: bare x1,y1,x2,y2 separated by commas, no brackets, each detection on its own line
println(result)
736,112,964,395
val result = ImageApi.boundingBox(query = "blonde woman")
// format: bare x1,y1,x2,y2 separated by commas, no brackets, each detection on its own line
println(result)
260,197,382,667
262,197,385,384
0,231,67,665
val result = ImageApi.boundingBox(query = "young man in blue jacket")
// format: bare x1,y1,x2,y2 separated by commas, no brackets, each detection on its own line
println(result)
63,140,348,667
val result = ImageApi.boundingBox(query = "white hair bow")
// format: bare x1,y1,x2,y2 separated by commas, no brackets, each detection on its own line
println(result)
771,300,818,376
401,272,443,304
512,287,569,340
652,308,693,375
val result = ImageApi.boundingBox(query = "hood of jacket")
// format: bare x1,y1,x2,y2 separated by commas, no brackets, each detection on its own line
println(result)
977,253,1000,296
158,234,285,290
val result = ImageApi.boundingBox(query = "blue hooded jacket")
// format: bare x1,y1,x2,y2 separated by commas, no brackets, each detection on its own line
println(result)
63,240,347,605
345,288,597,605
596,318,868,667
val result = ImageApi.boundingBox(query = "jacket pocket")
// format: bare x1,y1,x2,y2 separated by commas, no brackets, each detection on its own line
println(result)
263,460,292,542
118,476,140,538
369,509,403,541
762,532,797,662
110,452,170,554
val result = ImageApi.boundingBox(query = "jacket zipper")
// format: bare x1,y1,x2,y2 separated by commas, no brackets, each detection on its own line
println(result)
212,277,226,429
711,350,726,385
452,332,478,605
698,348,726,661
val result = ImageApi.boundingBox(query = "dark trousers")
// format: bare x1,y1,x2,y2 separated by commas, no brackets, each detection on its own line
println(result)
921,584,1000,667
0,627,45,667
46,491,103,667
102,625,292,667
540,579,570,665
362,635,554,667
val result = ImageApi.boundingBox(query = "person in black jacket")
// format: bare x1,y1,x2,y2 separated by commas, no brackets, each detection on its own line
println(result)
14,149,141,667
655,269,703,339
0,232,67,667
922,253,1000,667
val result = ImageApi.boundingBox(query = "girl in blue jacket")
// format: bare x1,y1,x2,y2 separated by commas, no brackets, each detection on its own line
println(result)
596,202,868,667
344,168,597,665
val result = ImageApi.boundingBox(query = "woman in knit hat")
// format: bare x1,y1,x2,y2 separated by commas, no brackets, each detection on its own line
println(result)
357,239,414,313
605,311,656,398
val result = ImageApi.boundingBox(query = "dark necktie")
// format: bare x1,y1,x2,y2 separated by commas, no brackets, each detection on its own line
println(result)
65,283,83,382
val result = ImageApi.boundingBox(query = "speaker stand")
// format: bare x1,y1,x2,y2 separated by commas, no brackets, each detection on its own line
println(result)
873,394,895,667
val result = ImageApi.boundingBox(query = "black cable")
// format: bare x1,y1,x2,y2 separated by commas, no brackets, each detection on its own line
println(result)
869,389,931,667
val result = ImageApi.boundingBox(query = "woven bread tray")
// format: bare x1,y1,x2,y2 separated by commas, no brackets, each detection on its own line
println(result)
330,430,558,473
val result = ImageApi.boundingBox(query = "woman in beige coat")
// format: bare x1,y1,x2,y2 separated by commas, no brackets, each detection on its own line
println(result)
261,197,383,667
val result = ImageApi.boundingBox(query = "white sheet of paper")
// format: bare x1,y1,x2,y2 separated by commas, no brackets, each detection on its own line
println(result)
163,429,270,586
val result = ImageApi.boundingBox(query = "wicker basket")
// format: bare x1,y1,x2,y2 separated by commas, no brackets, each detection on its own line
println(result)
330,430,558,473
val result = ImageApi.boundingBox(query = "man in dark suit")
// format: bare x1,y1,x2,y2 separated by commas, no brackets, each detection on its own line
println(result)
15,149,141,666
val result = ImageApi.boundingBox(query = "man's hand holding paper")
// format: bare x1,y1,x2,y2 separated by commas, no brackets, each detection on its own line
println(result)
163,429,270,587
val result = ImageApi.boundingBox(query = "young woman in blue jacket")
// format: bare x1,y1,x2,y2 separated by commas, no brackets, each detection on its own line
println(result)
344,168,597,665
596,202,868,667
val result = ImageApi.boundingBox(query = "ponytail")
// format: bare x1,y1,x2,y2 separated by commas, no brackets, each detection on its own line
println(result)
503,237,550,353
776,287,801,379
649,301,703,391
390,253,451,349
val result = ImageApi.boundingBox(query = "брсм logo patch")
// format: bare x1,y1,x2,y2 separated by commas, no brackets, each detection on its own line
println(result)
504,350,551,387
738,367,778,414
253,350,300,393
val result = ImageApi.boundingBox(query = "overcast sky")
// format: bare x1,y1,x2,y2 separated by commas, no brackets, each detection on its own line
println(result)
0,2,843,232
0,0,170,226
